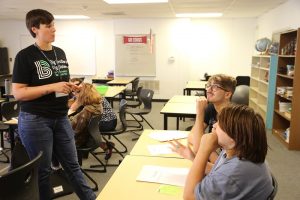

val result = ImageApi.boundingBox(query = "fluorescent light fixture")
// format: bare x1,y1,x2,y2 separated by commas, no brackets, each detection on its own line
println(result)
54,15,90,20
103,0,168,4
176,13,223,18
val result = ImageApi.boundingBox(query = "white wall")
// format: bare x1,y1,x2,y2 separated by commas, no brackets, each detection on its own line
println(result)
256,0,300,39
0,17,256,99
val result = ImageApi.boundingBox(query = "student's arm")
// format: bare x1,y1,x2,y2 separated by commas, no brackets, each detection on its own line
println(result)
188,97,208,153
183,133,219,200
12,82,76,101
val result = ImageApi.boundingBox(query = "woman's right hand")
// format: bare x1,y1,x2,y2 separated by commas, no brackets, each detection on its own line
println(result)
52,82,74,94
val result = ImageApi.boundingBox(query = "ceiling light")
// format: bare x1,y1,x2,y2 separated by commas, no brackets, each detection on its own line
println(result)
176,13,223,18
103,0,168,4
54,15,90,20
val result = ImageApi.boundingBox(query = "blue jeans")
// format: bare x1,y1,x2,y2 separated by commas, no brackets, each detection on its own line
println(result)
18,111,96,200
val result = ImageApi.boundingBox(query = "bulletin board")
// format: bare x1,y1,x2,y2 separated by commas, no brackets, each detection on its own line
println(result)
115,34,156,77
20,34,96,75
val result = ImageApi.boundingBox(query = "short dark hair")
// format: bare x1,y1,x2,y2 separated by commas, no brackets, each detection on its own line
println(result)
218,104,268,163
26,9,54,38
208,74,237,94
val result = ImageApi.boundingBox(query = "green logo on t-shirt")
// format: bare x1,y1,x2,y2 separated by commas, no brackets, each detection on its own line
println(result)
34,60,52,79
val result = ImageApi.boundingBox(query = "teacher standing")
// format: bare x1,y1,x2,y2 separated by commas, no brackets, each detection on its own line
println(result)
12,9,96,200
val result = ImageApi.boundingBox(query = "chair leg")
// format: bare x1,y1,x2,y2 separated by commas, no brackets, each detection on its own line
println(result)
85,152,107,173
0,148,10,163
80,168,98,191
140,116,154,129
131,131,141,141
126,114,144,128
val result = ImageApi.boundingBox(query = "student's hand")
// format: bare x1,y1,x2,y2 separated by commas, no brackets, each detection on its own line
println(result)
199,133,219,155
52,82,73,94
196,97,208,116
70,83,81,93
169,140,195,161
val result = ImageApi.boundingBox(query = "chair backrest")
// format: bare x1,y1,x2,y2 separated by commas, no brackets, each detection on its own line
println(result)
119,99,128,131
87,115,103,149
1,100,19,121
231,85,249,105
140,89,154,110
135,86,143,105
132,77,140,92
268,173,278,200
236,76,250,86
0,151,42,200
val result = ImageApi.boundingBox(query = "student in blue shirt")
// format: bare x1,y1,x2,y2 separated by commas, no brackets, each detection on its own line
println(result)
183,104,273,200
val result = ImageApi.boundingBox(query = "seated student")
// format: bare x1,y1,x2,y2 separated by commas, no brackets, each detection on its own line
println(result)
183,104,273,200
68,78,84,111
172,74,236,164
69,83,116,160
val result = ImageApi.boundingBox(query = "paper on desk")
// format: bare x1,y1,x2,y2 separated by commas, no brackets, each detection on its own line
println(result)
136,165,189,187
149,131,188,142
158,185,182,196
147,144,173,155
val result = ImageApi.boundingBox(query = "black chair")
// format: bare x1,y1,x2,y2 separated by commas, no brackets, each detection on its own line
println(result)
125,77,139,99
126,86,143,108
0,100,20,162
268,173,278,200
232,85,249,105
77,115,107,172
0,151,42,200
100,99,128,165
125,89,154,132
236,76,250,86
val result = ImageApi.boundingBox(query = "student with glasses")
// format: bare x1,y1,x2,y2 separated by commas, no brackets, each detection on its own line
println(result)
171,74,236,164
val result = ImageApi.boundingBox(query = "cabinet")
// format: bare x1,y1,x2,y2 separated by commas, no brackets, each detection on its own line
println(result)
249,55,277,129
272,29,300,150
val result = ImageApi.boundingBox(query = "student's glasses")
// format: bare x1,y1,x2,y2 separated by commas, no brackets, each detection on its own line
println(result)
205,84,228,92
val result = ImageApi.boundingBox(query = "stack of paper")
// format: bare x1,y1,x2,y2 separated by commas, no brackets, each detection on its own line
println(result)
149,131,188,142
147,144,173,155
136,165,189,187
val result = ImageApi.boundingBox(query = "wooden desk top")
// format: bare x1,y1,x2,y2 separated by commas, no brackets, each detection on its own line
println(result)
185,81,207,89
168,95,198,104
97,155,191,200
104,86,126,98
160,102,196,115
130,129,189,158
4,119,17,125
107,77,136,85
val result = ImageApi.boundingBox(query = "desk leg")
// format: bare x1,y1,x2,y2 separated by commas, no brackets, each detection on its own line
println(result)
176,117,179,130
164,115,168,130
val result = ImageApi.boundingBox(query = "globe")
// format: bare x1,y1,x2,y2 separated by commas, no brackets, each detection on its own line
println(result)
255,38,272,52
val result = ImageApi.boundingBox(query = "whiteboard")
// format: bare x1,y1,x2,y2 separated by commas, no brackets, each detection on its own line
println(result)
20,34,96,75
115,34,156,77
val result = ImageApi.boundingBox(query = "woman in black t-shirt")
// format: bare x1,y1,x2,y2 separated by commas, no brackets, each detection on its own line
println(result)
12,9,95,200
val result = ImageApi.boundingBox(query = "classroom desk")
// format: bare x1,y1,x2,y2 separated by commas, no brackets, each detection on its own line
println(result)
168,95,198,104
4,119,18,149
97,155,191,200
103,86,126,98
130,129,189,158
183,81,207,96
107,77,136,86
91,77,113,84
160,102,196,130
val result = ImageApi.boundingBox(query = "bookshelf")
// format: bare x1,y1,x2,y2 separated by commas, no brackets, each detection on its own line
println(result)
272,29,300,150
249,55,277,129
